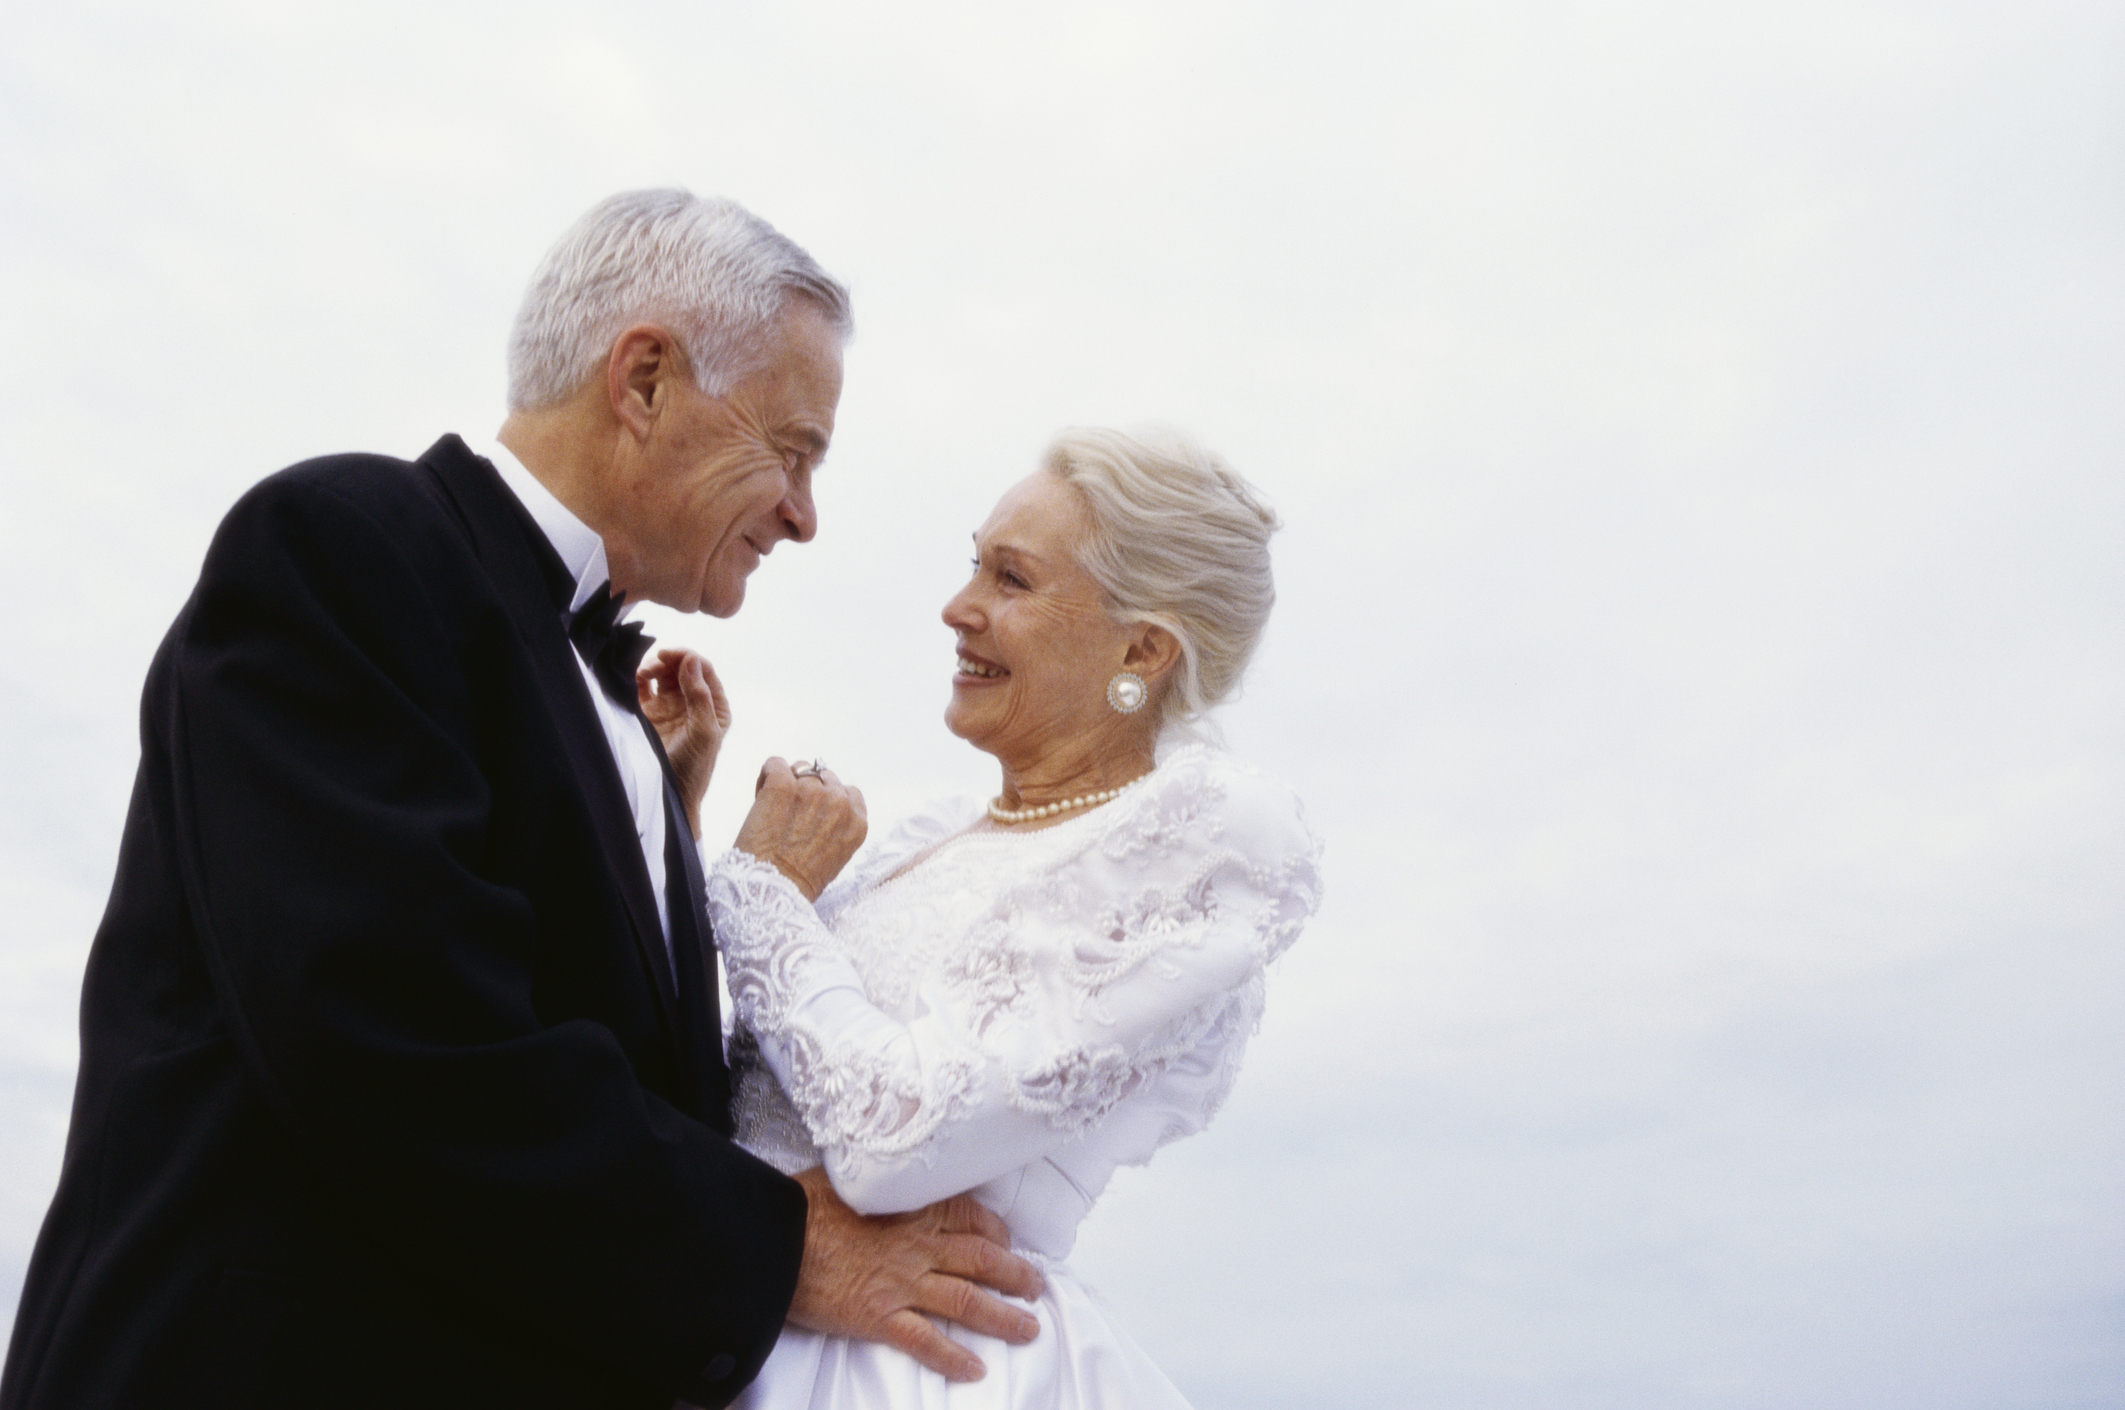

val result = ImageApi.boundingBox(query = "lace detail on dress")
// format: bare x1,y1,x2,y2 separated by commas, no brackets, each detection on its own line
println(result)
728,1025,821,1176
713,745,1323,1227
1251,846,1323,964
711,849,985,1171
707,850,828,1035
774,1026,984,1165
1067,868,1221,1017
814,798,981,927
1010,1044,1143,1136
939,917,1036,1037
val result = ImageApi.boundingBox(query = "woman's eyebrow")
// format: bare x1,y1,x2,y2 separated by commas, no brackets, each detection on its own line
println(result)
972,534,1048,567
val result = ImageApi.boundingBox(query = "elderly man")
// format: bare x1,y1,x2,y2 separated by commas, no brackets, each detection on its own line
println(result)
0,190,1040,1410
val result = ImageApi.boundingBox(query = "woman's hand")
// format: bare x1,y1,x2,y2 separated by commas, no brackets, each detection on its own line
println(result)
637,648,730,835
735,758,867,901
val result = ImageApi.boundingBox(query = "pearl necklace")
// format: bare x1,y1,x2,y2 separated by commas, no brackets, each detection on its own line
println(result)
987,776,1146,826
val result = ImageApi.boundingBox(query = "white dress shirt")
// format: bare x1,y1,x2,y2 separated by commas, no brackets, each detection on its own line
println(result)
478,438,673,966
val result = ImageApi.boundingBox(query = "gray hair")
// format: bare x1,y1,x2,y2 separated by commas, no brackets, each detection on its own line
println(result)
1043,427,1281,729
506,188,852,410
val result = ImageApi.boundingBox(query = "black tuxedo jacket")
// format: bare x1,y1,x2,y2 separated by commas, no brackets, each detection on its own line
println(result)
0,437,806,1410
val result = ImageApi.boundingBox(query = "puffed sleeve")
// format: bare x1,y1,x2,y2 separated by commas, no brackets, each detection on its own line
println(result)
706,749,1321,1213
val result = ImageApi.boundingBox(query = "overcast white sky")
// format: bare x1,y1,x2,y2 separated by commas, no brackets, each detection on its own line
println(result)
3,2,2121,1406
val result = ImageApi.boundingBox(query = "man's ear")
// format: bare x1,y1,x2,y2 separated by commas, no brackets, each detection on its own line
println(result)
607,325,678,441
1122,621,1183,683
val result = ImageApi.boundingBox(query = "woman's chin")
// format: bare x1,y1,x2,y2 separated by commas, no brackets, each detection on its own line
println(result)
942,698,1001,754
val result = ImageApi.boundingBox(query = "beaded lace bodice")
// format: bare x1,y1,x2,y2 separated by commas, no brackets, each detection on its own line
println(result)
708,743,1321,1259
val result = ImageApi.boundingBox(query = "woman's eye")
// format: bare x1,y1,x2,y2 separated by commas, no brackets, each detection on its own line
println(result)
968,554,1027,589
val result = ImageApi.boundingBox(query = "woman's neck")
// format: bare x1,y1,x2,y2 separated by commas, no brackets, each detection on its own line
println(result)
991,735,1157,824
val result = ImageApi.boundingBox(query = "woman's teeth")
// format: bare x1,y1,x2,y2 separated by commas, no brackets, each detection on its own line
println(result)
957,656,1005,678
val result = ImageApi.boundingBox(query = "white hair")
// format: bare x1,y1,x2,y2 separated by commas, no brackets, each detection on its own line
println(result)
1042,427,1281,730
506,188,852,410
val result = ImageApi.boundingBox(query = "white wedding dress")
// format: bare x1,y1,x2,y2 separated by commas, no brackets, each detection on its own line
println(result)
703,742,1322,1410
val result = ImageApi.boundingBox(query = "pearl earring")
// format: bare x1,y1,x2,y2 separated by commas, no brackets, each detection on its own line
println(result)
1106,671,1147,714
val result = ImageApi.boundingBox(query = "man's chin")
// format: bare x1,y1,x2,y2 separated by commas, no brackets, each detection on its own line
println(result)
702,578,746,618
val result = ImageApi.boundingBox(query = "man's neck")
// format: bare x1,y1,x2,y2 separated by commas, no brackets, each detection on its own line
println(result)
497,399,613,539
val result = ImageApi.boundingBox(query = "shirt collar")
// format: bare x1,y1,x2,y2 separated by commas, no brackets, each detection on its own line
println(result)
476,436,626,618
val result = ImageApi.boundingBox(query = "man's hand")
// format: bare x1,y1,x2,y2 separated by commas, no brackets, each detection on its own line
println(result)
638,648,730,833
734,759,867,901
787,1167,1043,1382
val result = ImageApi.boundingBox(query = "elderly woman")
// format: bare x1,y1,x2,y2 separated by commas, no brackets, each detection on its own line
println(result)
676,428,1320,1409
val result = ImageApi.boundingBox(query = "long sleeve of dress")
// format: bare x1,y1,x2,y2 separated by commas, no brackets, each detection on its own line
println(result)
706,748,1321,1215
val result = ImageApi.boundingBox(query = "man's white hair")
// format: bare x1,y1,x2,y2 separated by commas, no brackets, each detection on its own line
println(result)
506,188,852,410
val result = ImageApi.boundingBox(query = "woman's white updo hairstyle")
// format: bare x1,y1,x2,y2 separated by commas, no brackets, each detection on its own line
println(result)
507,188,852,411
1043,427,1281,732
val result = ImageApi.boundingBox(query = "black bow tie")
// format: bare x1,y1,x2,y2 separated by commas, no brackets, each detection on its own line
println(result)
567,583,653,708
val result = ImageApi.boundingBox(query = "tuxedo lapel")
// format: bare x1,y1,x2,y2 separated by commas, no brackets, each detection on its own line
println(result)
415,436,682,1031
644,723,732,1131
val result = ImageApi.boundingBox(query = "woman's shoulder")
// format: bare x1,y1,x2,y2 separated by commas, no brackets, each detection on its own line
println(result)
1123,741,1314,845
1047,743,1321,976
1081,741,1321,908
1146,739,1292,796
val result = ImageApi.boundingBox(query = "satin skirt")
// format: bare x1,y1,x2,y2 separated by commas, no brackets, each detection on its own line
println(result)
733,1260,1194,1409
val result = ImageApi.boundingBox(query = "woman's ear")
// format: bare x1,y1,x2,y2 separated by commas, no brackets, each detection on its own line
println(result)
1122,621,1183,683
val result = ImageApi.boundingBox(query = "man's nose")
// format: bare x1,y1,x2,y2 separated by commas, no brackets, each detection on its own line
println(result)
782,478,818,543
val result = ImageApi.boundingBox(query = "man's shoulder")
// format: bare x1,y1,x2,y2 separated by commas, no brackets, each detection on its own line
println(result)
219,438,491,559
237,443,454,523
190,439,509,618
274,448,426,490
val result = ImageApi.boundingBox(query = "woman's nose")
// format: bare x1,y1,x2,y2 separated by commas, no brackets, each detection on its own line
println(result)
941,581,982,631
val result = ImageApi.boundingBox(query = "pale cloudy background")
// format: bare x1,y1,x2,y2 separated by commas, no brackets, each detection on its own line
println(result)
3,1,2121,1406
